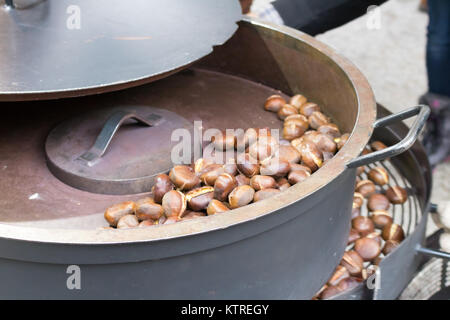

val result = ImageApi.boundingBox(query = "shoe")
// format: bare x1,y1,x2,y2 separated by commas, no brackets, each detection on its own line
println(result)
419,92,450,167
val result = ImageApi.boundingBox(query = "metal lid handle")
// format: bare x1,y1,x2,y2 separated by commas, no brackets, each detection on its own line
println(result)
347,105,430,168
77,110,162,167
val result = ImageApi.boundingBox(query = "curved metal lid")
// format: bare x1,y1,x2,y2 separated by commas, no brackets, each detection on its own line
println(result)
45,105,193,195
0,0,241,101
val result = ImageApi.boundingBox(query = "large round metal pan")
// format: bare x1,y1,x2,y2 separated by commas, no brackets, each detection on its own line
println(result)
0,18,428,299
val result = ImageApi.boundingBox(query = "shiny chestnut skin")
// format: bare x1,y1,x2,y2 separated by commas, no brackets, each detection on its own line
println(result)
365,231,383,245
335,133,349,150
235,174,251,186
355,180,376,198
289,94,307,110
211,131,236,151
370,210,393,229
340,250,364,276
260,158,290,178
241,127,272,149
382,240,400,255
193,158,214,176
104,201,136,227
164,216,179,224
169,165,200,191
299,141,323,172
152,174,175,204
303,132,336,154
328,265,350,286
290,163,311,174
351,207,361,219
348,228,361,244
277,144,301,164
382,223,405,242
117,214,139,229
354,237,381,261
352,216,375,236
248,136,278,161
200,164,225,186
320,285,342,300
253,188,280,202
222,160,238,176
368,167,389,186
299,102,320,117
367,193,391,211
236,153,260,178
277,104,298,120
385,186,408,204
228,185,255,209
356,166,365,176
214,173,238,201
352,192,365,209
186,186,214,211
283,121,307,141
288,169,310,184
317,123,340,139
309,111,329,129
206,199,230,215
336,277,362,292
370,140,388,152
135,197,164,221
264,94,286,112
250,175,276,190
162,190,187,218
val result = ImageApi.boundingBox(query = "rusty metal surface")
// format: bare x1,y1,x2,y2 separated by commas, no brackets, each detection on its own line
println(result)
0,0,241,101
0,18,377,243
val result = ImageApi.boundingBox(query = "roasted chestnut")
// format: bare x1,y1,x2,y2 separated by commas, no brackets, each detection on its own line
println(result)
200,164,225,186
206,199,230,215
117,214,139,229
382,240,400,255
370,210,393,229
277,144,301,164
352,216,375,235
352,192,365,209
354,237,381,261
253,188,280,202
283,121,308,141
335,133,349,150
299,102,320,117
328,265,350,286
228,185,255,209
138,220,155,227
152,174,175,204
370,140,388,152
309,111,329,129
248,136,278,161
259,158,290,177
382,223,405,242
340,250,364,276
367,193,390,211
317,123,340,139
289,94,307,110
365,231,382,245
368,167,389,186
277,104,298,120
186,186,214,211
162,190,187,218
169,165,200,191
104,201,136,227
355,180,376,198
214,173,238,201
211,130,236,151
264,94,286,112
182,211,207,220
235,174,251,186
288,169,310,184
135,197,164,221
299,141,323,172
385,186,408,204
348,228,361,244
235,154,259,178
250,175,276,190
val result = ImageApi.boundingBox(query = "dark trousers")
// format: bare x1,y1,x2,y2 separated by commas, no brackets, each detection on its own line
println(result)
427,0,450,97
273,0,387,35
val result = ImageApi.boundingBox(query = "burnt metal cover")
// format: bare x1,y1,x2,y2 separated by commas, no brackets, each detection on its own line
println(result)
0,0,241,101
45,106,193,195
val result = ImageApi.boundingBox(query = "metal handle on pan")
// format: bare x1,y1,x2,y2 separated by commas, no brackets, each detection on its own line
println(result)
347,105,430,168
76,110,162,166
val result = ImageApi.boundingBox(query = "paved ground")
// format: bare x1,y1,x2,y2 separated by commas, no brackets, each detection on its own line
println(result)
252,0,449,234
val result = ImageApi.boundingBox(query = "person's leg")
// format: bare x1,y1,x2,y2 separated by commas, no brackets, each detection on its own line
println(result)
426,0,450,97
421,0,450,167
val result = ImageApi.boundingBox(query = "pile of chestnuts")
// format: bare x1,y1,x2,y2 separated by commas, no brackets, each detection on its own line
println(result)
314,140,409,300
104,93,349,229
